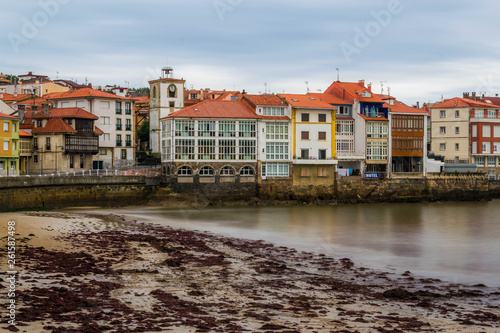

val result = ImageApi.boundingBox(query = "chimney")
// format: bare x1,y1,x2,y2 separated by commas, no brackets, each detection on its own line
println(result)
367,83,372,92
42,104,49,114
358,79,365,87
416,101,420,109
472,92,476,101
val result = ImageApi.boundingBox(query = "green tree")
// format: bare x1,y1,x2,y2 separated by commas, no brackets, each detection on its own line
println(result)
137,119,150,149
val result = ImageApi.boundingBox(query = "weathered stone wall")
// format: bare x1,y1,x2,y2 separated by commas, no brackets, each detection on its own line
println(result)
259,174,490,204
0,176,163,211
164,174,257,202
0,173,494,212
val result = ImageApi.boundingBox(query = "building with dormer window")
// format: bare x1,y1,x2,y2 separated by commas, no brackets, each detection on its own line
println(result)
325,80,389,176
29,107,101,174
46,88,135,168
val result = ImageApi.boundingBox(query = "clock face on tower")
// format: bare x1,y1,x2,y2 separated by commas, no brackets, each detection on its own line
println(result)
169,85,176,93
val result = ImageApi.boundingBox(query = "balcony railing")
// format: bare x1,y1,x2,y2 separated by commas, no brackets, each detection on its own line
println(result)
116,125,122,130
116,141,122,147
125,109,131,115
116,108,122,114
125,141,132,147
126,125,132,131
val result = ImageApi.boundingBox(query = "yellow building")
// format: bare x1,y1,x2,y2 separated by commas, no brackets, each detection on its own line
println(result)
0,104,20,176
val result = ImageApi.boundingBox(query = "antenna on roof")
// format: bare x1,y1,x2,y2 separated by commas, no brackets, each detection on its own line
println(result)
387,86,391,96
305,81,309,93
264,82,268,94
336,68,339,81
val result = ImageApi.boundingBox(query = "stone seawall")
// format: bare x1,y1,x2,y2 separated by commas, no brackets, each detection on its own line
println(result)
0,174,494,212
0,176,162,211
258,175,491,204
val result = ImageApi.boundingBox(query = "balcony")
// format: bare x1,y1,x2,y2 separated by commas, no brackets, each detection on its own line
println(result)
125,140,132,147
116,140,122,147
116,124,122,130
64,134,99,154
125,108,131,115
292,157,338,165
116,108,122,115
126,125,132,131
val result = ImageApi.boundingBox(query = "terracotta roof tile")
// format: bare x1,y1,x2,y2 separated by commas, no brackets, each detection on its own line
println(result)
32,107,99,120
165,100,259,119
1,93,30,102
306,93,351,105
430,97,500,109
325,81,384,103
46,88,132,100
94,126,104,135
0,111,17,119
385,100,428,114
32,118,77,134
278,94,336,109
243,94,287,106
19,129,32,136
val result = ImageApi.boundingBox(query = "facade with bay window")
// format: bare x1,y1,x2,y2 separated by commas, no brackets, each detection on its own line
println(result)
161,100,259,182
241,94,292,179
470,108,500,178
47,88,135,168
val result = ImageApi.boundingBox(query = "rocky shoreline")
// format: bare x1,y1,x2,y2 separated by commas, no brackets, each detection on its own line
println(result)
1,212,500,332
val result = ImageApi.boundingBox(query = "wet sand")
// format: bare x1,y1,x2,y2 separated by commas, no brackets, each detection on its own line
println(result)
1,211,499,332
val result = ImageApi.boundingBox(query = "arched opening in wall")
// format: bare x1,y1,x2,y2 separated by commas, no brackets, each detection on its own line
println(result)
240,166,255,175
199,166,215,176
220,165,235,176
177,165,193,176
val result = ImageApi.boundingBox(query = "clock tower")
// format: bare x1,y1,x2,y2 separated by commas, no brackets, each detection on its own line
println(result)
149,67,185,154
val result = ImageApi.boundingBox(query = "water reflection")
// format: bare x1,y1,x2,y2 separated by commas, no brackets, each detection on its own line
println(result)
111,200,500,286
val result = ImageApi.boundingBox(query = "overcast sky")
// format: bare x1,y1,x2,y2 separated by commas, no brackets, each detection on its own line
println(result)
2,0,500,105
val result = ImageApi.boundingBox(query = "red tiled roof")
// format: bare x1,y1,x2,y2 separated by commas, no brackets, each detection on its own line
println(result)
16,97,47,105
135,96,150,104
46,88,132,100
0,111,17,119
242,94,287,106
19,129,32,137
165,100,259,119
385,100,428,114
94,126,104,135
325,81,384,103
359,114,388,121
430,97,500,109
31,118,77,134
278,94,336,109
306,93,351,105
1,93,30,102
32,108,99,120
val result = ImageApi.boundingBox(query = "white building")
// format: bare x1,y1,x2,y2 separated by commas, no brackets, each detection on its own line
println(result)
47,88,135,168
160,99,259,183
241,94,292,179
149,68,185,154
279,94,338,186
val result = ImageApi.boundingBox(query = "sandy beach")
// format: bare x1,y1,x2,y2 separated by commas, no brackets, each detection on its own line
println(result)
1,211,499,332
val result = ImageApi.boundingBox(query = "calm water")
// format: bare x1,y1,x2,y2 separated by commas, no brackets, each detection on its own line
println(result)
103,200,500,287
